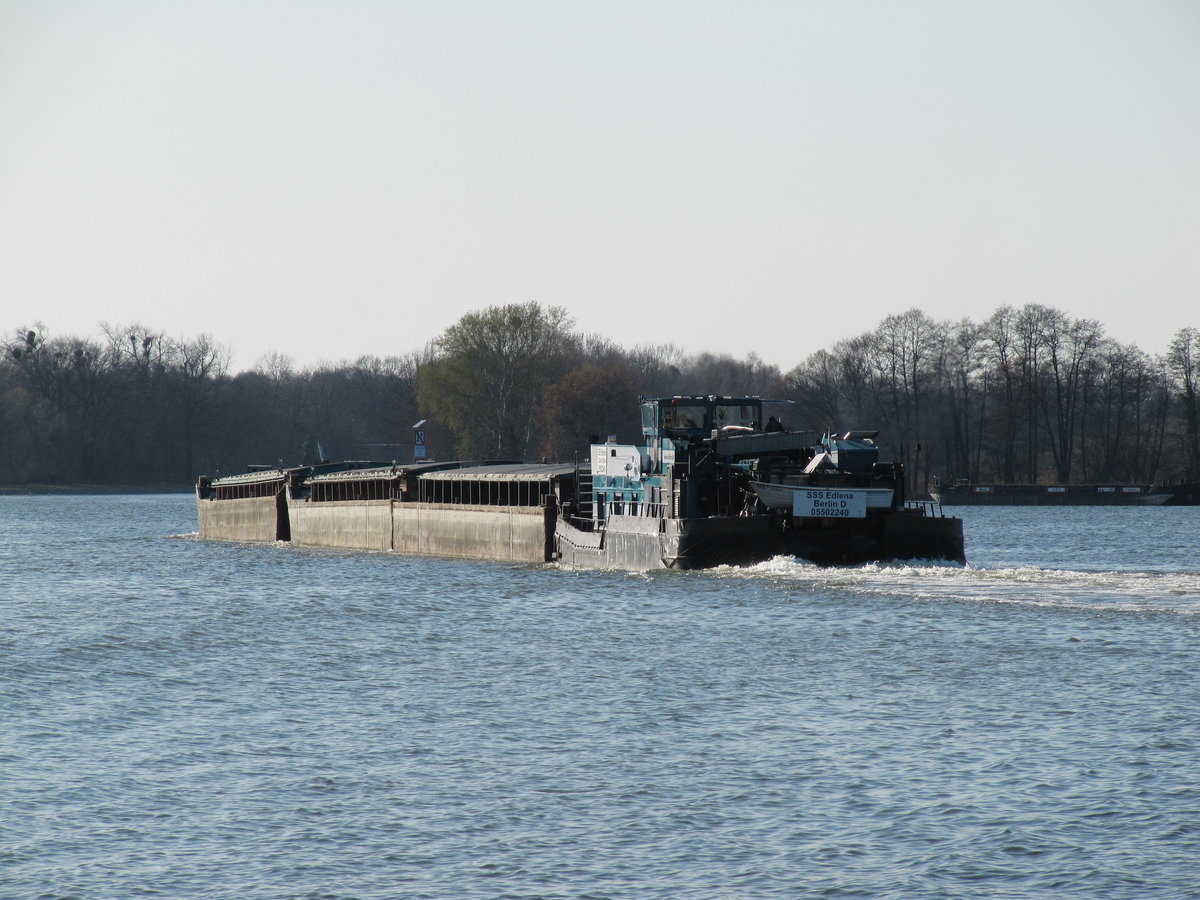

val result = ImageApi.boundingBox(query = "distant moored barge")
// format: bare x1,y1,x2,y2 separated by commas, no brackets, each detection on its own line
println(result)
929,480,1200,506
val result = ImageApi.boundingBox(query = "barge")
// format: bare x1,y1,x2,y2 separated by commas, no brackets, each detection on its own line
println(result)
929,480,1199,506
196,395,965,569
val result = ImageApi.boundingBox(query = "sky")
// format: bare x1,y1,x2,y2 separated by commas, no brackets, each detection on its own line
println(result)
1,0,1197,373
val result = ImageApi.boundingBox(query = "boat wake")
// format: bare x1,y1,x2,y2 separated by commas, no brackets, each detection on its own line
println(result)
707,555,1200,614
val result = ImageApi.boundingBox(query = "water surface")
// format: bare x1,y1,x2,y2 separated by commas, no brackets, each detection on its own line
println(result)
3,496,1198,898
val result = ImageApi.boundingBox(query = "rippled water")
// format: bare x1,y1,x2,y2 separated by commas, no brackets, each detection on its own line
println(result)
3,495,1199,898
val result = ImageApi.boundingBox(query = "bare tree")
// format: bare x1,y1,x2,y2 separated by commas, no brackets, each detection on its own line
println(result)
171,334,230,480
1167,327,1200,481
1080,342,1169,482
785,349,846,430
5,327,123,482
867,309,945,491
941,319,988,481
625,343,685,396
677,352,784,399
1038,311,1104,482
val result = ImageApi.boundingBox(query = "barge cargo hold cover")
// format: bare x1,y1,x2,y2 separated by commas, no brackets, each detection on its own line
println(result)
197,395,965,569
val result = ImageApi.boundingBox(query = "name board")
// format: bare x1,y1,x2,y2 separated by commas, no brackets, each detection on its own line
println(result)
414,430,426,460
793,489,867,519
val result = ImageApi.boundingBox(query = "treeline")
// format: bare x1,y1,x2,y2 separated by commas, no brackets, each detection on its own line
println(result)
2,303,1197,492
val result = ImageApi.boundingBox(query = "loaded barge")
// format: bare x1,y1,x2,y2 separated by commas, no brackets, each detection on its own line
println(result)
197,396,965,569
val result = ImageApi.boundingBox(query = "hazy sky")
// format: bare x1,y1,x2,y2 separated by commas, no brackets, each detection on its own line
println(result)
2,0,1197,372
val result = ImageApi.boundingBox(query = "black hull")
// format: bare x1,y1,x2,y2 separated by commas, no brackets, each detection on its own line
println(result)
555,509,965,570
779,509,965,566
1152,483,1200,506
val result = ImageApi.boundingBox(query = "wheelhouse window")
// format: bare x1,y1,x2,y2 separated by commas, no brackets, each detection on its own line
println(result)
714,403,761,430
662,404,707,432
641,402,658,433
